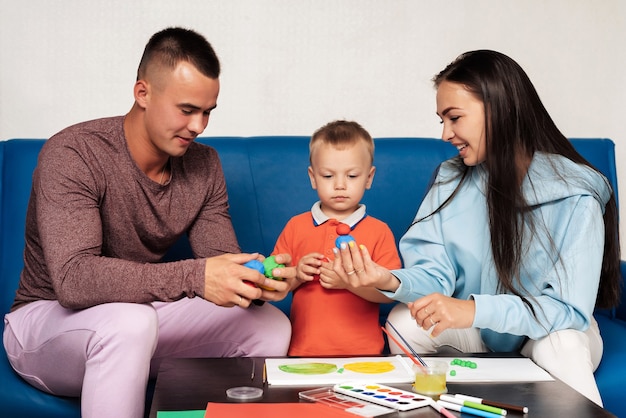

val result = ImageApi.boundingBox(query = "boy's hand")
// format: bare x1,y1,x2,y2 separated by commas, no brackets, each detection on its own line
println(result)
319,263,346,290
295,253,327,283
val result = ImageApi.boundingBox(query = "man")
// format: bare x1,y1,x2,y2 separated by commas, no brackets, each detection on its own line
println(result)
3,27,293,418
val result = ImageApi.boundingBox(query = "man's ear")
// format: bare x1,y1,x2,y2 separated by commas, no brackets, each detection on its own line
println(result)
134,80,150,109
308,166,317,189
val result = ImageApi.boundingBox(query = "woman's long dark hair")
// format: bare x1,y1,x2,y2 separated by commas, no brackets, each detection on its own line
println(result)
429,50,621,309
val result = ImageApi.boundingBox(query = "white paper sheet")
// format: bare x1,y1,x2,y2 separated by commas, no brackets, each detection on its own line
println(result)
264,356,553,386
430,357,554,382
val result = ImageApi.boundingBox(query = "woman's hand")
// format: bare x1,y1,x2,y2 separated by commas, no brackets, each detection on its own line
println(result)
331,241,400,292
408,293,475,337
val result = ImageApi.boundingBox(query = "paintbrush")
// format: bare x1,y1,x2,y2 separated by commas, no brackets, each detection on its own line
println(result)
381,322,428,368
386,321,427,366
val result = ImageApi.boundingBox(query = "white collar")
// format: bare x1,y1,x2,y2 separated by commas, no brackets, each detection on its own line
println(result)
310,201,367,227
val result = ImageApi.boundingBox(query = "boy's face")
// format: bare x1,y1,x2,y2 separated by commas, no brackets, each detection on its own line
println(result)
308,140,375,220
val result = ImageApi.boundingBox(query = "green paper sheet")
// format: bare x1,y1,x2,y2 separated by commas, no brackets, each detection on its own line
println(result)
157,410,205,418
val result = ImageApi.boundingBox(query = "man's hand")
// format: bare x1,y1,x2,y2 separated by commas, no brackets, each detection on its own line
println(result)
258,253,296,302
203,253,296,308
203,253,264,307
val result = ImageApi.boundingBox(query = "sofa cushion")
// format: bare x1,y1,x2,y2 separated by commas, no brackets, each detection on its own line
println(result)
0,335,81,417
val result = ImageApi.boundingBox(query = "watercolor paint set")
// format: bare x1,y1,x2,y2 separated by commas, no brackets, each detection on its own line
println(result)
332,382,431,411
299,387,397,417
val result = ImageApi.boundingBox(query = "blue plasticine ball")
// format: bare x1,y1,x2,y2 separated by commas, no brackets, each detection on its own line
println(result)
335,234,355,248
244,259,265,274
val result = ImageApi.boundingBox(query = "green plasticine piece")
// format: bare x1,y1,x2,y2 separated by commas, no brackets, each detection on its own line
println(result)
450,370,456,376
157,411,205,418
262,256,285,280
450,358,478,369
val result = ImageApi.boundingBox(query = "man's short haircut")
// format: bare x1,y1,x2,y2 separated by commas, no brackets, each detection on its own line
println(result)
137,27,220,81
310,120,374,165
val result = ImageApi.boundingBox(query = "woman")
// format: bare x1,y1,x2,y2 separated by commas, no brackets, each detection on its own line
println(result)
333,50,621,406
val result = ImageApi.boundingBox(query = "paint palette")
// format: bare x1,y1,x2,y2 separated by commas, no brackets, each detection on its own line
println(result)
333,382,431,411
299,387,396,417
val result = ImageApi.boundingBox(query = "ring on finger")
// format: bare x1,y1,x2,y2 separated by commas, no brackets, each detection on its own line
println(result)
424,308,430,315
430,317,436,326
355,269,364,274
238,295,243,306
347,270,356,275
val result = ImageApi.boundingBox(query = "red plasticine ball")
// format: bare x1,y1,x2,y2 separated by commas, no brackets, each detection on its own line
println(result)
336,222,356,249
336,223,351,236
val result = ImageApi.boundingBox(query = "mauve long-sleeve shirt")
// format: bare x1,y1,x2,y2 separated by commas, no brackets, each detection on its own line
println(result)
11,116,240,311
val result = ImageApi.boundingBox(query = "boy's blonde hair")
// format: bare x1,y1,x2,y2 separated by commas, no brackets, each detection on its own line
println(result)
309,120,374,165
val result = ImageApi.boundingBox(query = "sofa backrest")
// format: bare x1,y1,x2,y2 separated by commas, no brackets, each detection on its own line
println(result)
0,139,45,315
202,136,460,254
0,137,620,317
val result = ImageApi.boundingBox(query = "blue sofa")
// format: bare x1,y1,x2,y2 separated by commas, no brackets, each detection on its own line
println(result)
1,137,624,417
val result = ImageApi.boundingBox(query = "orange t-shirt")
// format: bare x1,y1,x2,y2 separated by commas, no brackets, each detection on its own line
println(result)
273,208,401,356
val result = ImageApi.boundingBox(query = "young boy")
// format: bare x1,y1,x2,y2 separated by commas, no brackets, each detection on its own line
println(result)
273,120,401,356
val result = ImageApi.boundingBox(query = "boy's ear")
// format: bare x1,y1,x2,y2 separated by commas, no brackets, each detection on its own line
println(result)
308,166,317,189
365,166,376,189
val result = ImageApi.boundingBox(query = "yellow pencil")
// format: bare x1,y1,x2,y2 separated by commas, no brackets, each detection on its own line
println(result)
262,362,267,385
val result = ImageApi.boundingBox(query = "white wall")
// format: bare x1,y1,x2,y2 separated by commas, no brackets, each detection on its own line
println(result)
2,0,626,245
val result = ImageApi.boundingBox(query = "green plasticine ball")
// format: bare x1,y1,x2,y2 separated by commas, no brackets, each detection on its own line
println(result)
450,370,456,376
258,256,285,291
262,256,284,279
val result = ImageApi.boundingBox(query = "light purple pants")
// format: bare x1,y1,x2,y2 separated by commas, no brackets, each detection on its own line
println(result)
3,297,291,418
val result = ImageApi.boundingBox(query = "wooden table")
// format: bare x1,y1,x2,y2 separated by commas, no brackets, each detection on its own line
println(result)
148,357,616,417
